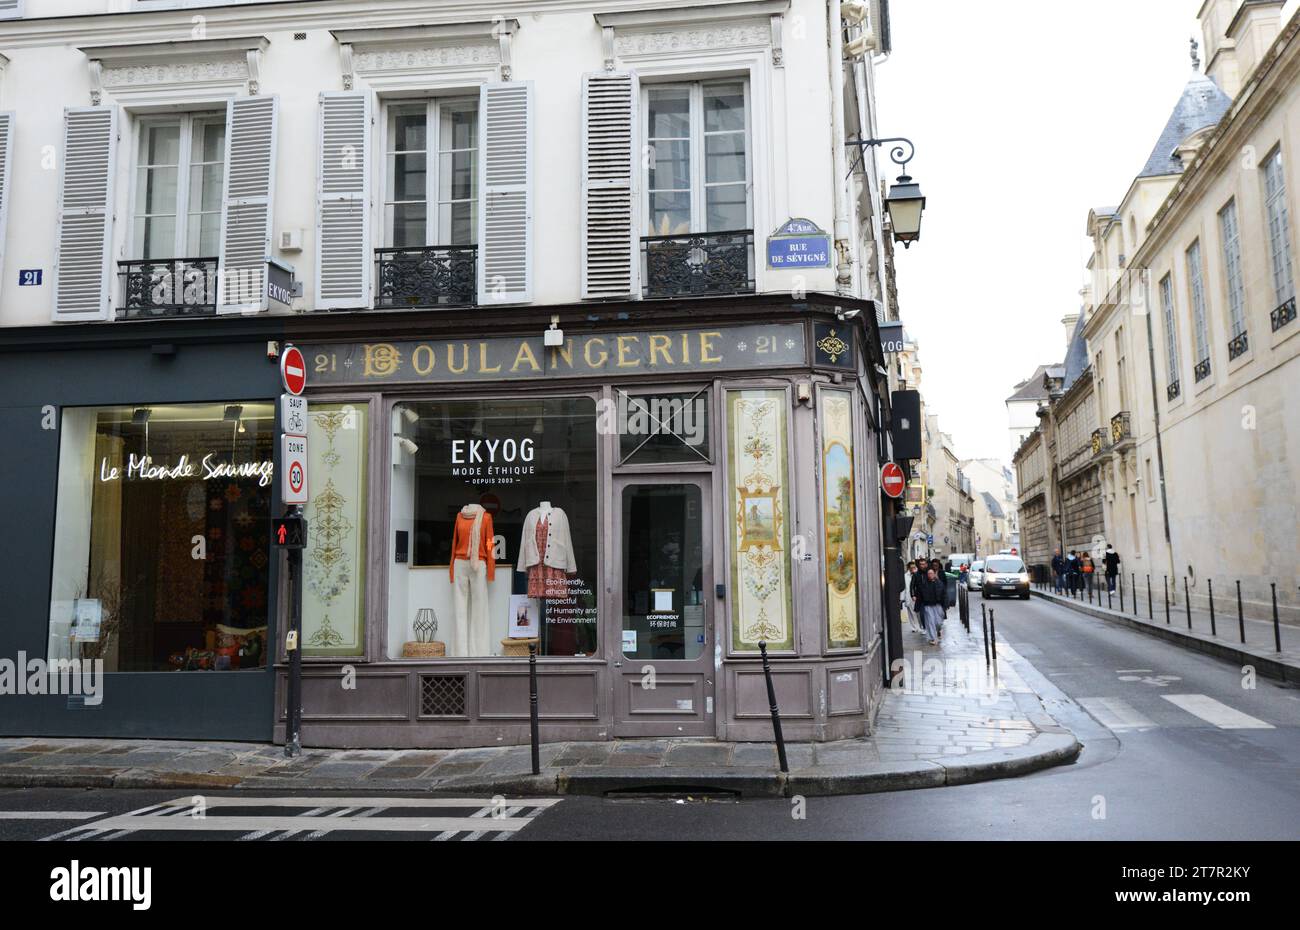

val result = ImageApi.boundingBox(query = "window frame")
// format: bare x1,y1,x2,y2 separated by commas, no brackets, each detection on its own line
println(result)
1263,146,1295,307
1218,197,1247,338
380,95,479,249
641,77,753,236
1185,238,1211,366
129,110,226,261
1158,272,1182,389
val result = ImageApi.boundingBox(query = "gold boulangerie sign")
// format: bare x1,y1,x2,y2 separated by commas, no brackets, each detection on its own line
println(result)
820,391,860,648
303,403,367,656
727,389,793,651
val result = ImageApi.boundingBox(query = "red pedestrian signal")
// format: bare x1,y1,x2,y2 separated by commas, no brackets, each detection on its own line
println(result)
272,516,307,549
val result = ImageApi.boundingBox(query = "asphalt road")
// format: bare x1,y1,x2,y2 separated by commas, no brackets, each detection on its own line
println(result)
3,596,1296,841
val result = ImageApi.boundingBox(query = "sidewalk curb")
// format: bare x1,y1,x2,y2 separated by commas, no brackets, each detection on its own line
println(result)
1032,589,1300,684
0,731,1081,798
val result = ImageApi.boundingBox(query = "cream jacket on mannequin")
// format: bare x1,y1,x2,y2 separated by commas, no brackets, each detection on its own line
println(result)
517,505,577,574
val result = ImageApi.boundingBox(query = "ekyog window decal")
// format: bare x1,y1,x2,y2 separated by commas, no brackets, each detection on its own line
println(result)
387,397,599,659
48,402,275,672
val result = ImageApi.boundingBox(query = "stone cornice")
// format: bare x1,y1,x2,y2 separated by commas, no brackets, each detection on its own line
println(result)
594,0,789,29
79,35,269,66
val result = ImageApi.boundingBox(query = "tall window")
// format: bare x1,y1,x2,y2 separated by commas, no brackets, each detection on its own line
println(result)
1264,147,1295,306
1115,326,1127,412
1159,273,1181,390
132,114,226,259
1218,199,1246,337
644,80,751,236
384,98,478,248
1186,239,1210,369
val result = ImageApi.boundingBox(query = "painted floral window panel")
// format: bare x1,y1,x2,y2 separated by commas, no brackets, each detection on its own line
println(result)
303,403,368,656
726,389,793,652
820,391,860,648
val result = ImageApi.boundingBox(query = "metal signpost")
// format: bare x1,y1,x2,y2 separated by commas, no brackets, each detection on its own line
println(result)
276,345,308,757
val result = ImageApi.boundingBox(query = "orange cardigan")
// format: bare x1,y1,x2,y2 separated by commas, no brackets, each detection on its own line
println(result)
449,511,496,582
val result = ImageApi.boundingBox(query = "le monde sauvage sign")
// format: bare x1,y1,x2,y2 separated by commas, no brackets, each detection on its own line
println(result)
302,323,808,385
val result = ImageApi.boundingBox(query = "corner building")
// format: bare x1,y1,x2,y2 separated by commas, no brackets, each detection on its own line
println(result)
0,0,903,746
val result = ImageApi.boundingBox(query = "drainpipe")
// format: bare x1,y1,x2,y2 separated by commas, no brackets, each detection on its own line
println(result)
1140,268,1177,589
828,0,853,292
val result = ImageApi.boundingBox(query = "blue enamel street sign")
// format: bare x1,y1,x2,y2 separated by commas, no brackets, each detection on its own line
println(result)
766,217,832,269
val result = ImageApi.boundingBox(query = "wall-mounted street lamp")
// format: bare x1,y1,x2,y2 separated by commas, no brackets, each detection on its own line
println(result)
845,136,927,248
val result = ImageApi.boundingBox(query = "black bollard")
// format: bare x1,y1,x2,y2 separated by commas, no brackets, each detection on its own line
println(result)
1208,578,1216,637
1237,582,1248,647
981,603,990,670
1107,583,1113,611
1185,577,1192,630
1147,575,1153,620
1164,575,1170,625
528,642,540,775
989,609,998,677
758,641,789,775
1132,573,1138,617
1119,574,1125,613
1273,585,1283,653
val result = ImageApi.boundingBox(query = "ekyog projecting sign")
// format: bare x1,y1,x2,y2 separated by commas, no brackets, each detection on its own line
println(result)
300,323,808,386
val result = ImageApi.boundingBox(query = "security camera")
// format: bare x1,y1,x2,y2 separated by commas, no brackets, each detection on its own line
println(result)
844,32,878,58
396,436,419,456
400,407,419,425
840,1,868,25
544,315,564,348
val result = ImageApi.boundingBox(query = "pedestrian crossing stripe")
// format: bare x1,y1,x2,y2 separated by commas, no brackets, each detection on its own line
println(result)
1078,697,1157,731
40,797,559,842
1161,694,1274,729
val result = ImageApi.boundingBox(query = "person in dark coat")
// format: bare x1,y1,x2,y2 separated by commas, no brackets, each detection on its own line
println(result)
1103,544,1121,593
1051,548,1066,594
917,566,949,645
911,556,929,605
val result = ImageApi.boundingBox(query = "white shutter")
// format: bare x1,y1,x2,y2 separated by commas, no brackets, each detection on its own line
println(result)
477,81,533,304
315,91,371,310
52,106,117,322
0,113,14,287
0,1,23,22
218,95,278,314
581,72,638,300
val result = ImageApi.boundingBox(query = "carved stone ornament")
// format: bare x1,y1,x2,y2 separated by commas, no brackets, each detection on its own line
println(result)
351,43,500,75
614,23,771,57
100,56,249,90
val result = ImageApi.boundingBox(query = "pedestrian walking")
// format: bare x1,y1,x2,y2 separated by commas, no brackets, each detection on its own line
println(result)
917,565,950,646
1065,550,1080,595
1051,548,1066,594
1081,552,1096,596
1103,544,1121,593
902,561,923,633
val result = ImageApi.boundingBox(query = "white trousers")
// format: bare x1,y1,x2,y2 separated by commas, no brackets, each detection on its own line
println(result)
452,559,491,656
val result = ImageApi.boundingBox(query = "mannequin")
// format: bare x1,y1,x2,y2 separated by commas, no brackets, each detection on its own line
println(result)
450,503,495,656
518,503,576,600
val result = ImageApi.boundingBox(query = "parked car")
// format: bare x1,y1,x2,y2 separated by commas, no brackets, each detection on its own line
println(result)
967,560,985,591
982,555,1030,599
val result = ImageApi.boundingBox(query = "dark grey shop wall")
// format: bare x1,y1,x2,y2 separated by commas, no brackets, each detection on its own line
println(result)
0,325,285,740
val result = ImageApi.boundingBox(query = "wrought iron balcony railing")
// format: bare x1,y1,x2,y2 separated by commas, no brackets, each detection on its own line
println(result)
1110,411,1133,447
1194,357,1212,382
117,258,219,319
641,229,754,299
1227,330,1249,360
374,245,476,309
1166,379,1181,402
1271,296,1297,332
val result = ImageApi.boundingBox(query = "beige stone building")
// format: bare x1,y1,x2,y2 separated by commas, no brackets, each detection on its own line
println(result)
1077,0,1300,620
962,457,1019,556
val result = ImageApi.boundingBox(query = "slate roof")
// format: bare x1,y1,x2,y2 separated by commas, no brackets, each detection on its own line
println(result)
1137,72,1232,179
1062,312,1090,390
980,491,1005,520
1005,365,1056,403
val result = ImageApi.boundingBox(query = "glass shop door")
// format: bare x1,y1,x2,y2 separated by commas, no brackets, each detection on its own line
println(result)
611,476,715,737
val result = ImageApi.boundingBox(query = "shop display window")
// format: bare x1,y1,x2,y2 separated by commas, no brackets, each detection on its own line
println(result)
387,396,599,658
48,402,275,672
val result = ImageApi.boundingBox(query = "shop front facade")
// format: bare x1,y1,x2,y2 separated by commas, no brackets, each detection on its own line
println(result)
277,295,889,747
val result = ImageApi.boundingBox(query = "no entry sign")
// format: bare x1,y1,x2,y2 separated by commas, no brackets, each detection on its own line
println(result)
881,462,906,498
280,345,307,396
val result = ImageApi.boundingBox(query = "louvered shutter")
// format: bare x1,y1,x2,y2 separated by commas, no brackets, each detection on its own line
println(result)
315,91,371,310
0,113,14,287
581,72,638,300
0,2,23,21
218,95,278,314
52,106,117,322
477,81,533,304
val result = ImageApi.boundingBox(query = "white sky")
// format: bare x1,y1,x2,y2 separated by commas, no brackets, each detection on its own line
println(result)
873,0,1236,464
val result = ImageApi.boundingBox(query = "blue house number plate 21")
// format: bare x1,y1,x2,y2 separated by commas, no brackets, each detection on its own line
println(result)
18,269,43,286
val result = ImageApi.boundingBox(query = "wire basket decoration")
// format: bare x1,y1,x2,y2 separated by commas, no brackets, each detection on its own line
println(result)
413,608,439,643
